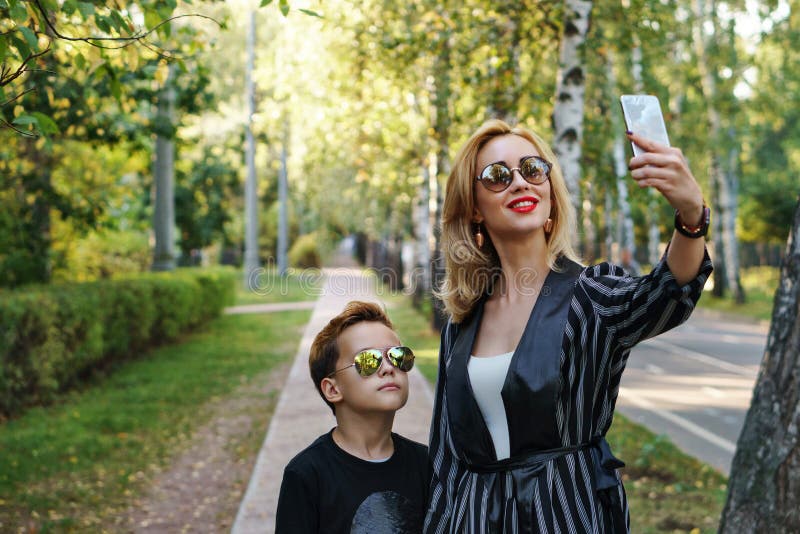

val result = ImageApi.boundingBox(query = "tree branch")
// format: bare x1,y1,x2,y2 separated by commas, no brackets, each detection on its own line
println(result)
32,0,220,45
0,46,51,87
0,118,38,137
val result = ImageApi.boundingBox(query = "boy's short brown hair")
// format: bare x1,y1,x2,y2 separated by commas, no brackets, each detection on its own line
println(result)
309,301,394,413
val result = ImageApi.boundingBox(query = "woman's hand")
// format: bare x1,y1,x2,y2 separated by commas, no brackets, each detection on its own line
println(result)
626,131,707,285
626,131,704,224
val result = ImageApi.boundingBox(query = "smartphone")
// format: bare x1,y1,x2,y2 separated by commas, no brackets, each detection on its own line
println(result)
619,94,670,157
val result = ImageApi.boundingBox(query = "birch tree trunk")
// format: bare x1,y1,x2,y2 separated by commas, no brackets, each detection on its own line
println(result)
430,16,452,331
607,50,635,262
720,195,800,532
552,0,593,251
152,65,176,272
691,0,744,301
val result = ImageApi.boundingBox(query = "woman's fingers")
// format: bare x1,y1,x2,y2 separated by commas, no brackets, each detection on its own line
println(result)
628,147,686,170
626,131,671,154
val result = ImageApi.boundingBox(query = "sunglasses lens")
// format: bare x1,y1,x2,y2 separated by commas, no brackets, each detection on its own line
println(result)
388,346,415,371
520,157,550,184
354,350,382,376
480,164,511,191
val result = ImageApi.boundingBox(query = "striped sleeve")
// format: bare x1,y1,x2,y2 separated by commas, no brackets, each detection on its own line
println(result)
424,319,466,534
577,245,713,349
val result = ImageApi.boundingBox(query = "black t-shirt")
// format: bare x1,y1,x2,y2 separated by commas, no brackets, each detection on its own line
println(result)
275,430,429,534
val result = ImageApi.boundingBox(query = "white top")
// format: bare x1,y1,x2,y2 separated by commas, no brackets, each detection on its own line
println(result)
468,351,514,460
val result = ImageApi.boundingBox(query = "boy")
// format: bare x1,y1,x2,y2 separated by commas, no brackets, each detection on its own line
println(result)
275,301,429,533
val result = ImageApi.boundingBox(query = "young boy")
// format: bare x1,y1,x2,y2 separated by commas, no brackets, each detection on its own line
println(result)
275,301,429,533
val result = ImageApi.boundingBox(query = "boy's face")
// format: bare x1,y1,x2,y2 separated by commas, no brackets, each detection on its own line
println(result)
328,321,409,414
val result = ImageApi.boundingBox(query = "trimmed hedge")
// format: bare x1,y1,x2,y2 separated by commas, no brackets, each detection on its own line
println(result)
0,268,237,418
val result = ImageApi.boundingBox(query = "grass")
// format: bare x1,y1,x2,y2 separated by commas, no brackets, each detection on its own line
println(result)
384,292,728,533
0,309,311,532
696,266,780,322
235,266,323,305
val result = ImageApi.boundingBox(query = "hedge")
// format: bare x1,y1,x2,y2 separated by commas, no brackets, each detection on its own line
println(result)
0,268,237,418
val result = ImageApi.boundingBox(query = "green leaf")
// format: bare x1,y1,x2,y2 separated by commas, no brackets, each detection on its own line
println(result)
144,10,161,32
77,1,94,18
109,10,128,33
62,0,76,15
0,0,9,9
95,14,111,34
31,112,59,135
110,78,122,101
9,2,28,23
298,9,322,18
10,35,30,59
12,115,38,126
279,0,289,16
0,33,8,61
259,0,273,6
74,52,86,70
18,26,38,52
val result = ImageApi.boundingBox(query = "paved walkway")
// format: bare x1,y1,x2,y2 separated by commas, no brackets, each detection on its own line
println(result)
224,301,317,315
231,267,434,534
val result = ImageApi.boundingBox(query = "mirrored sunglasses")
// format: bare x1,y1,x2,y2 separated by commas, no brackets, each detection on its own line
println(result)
476,155,552,192
328,346,415,377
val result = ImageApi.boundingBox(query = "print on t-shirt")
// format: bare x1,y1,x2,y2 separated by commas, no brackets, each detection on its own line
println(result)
350,491,420,533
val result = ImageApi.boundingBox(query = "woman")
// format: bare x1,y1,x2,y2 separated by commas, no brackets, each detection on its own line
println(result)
424,119,712,533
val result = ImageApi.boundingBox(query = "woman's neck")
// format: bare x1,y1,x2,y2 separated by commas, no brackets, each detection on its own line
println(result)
490,231,550,301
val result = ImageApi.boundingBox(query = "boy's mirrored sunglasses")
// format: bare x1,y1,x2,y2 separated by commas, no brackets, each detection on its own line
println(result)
328,346,415,377
476,155,552,192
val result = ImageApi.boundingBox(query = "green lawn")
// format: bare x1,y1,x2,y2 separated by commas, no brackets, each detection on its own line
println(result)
0,309,310,532
697,266,780,322
385,292,728,533
235,267,323,305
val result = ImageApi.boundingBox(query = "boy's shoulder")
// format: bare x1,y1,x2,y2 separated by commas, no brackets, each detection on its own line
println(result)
392,432,428,457
283,431,335,476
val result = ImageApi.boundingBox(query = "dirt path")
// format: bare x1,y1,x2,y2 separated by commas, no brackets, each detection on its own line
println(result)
116,361,291,533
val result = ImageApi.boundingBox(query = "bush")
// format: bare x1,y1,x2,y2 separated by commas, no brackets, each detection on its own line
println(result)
0,268,237,418
289,232,322,269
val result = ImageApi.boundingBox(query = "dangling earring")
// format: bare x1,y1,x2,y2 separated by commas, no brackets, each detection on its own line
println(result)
474,224,485,248
543,218,554,234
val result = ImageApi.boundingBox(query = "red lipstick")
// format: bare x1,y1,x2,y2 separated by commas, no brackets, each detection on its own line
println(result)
506,196,539,213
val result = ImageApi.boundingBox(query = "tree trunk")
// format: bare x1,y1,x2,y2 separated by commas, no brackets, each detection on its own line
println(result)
720,195,800,532
430,17,452,331
152,65,176,272
607,49,635,263
691,0,743,301
552,0,593,254
412,159,434,309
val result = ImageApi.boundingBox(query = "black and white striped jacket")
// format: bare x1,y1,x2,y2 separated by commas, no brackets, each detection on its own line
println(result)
424,251,713,534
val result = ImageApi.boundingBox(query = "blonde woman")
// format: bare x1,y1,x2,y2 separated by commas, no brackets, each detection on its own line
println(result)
424,120,712,533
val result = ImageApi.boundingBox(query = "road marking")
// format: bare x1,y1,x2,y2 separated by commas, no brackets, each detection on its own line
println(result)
644,364,665,375
619,387,737,453
701,386,727,398
643,338,756,377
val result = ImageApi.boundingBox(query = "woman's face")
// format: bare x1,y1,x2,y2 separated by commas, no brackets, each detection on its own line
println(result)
473,134,552,242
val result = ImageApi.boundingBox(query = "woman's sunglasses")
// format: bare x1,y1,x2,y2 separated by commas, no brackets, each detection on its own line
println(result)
328,346,415,378
476,155,552,192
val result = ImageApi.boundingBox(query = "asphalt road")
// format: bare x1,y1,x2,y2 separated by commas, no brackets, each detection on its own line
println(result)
616,308,769,475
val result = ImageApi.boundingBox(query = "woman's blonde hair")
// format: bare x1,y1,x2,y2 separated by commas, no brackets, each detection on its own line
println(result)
435,119,580,323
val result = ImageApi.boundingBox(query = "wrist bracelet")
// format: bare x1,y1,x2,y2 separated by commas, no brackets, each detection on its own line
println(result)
674,205,710,238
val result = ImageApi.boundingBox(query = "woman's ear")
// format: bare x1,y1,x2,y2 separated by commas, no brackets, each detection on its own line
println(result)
472,207,484,224
320,377,343,406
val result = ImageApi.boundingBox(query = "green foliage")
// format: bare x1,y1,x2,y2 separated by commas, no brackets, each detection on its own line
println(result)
288,232,322,269
0,268,237,418
0,309,310,530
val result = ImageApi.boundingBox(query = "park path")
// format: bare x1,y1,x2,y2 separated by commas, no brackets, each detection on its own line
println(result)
231,252,434,534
